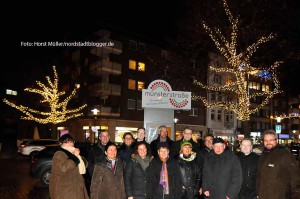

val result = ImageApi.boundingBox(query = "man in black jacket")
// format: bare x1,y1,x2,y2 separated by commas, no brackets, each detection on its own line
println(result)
202,138,242,199
150,125,173,158
87,130,112,176
236,138,259,199
170,127,199,159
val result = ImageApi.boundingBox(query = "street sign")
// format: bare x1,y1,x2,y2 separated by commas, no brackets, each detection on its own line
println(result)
275,125,281,134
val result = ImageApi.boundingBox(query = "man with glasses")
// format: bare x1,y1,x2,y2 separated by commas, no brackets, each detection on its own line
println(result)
170,127,199,159
87,130,112,176
256,129,300,198
133,127,152,156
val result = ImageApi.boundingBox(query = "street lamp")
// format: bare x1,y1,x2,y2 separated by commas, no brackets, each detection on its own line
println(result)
91,108,100,143
174,118,179,133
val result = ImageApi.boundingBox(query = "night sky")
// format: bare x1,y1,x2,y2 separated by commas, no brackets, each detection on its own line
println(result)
3,2,300,95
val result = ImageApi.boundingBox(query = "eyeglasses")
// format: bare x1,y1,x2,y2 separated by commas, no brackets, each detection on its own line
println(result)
264,139,277,142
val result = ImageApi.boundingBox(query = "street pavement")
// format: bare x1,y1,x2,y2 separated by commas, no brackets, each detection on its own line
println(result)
0,150,50,199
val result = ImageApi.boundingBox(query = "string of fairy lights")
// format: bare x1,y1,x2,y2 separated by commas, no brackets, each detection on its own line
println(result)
3,66,87,124
194,0,282,121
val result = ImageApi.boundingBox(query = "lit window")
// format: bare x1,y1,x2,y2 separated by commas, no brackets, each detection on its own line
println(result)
129,40,137,51
138,43,146,53
138,62,145,72
6,89,17,95
262,84,270,92
128,79,136,90
128,99,135,109
129,60,136,70
137,81,145,91
225,76,231,85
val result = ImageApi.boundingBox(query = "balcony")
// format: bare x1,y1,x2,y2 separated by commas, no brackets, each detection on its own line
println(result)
90,60,122,75
89,83,121,96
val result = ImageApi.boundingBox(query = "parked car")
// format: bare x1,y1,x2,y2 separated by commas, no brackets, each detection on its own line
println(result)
19,139,59,157
30,142,91,186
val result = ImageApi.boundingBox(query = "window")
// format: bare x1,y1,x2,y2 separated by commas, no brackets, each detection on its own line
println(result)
210,93,215,101
137,100,142,110
225,111,234,122
189,108,198,116
128,99,135,109
138,62,146,72
213,74,222,84
211,109,215,120
6,89,17,95
217,110,222,121
129,40,137,51
249,81,260,90
262,84,270,92
137,81,145,91
225,76,231,85
129,59,136,70
138,43,146,53
128,79,136,90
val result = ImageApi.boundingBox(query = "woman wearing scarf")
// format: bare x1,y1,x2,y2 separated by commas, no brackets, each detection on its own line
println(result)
49,134,89,199
125,141,153,199
90,142,126,199
177,140,201,199
146,142,182,199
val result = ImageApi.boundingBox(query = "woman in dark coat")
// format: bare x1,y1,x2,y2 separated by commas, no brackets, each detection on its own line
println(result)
146,142,182,199
90,142,126,199
125,141,153,199
49,134,89,199
177,140,201,199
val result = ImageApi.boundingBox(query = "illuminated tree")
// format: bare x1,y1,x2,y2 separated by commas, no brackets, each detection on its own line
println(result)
3,66,87,137
193,0,282,121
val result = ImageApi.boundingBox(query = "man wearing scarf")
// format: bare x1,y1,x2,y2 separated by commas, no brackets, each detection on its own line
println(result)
146,142,181,199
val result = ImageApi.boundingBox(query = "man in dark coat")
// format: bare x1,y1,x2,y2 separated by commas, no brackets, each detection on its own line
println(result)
202,138,242,199
236,138,259,199
87,130,112,176
133,127,152,156
170,127,199,159
256,130,300,199
150,125,173,158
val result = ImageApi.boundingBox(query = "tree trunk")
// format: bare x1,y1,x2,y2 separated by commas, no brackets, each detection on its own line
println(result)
51,123,58,140
242,121,251,138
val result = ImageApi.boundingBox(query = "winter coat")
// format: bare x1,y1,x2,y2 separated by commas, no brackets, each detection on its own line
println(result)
177,153,201,199
236,152,259,199
202,149,242,199
87,141,113,176
146,157,182,199
49,148,89,199
124,155,153,199
256,145,300,199
90,157,126,199
150,136,173,158
170,138,200,159
118,142,135,163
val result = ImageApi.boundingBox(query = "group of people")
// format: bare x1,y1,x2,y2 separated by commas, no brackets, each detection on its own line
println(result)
49,126,300,199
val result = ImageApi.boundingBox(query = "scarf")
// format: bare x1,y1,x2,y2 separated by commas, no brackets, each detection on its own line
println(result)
62,146,86,174
159,162,169,195
179,151,196,162
135,154,153,171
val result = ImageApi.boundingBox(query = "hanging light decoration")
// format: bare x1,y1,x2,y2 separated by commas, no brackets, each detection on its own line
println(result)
3,66,87,124
194,0,282,121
